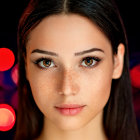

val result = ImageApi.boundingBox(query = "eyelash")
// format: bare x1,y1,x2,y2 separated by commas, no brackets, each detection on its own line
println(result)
33,56,101,70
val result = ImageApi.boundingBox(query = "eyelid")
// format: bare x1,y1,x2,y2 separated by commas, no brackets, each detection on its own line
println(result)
33,57,52,64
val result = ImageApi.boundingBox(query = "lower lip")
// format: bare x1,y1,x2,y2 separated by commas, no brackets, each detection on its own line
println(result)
55,106,85,116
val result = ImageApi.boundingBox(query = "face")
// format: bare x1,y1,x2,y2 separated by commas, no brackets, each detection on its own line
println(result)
25,14,115,130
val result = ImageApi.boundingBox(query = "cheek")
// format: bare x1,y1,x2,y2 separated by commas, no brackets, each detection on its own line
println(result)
83,64,113,112
27,69,57,113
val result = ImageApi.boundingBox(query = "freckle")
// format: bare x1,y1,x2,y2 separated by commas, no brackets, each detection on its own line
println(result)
68,70,80,92
72,83,80,93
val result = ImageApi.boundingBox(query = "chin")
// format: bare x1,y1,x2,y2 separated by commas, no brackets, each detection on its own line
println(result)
58,124,82,131
55,118,87,131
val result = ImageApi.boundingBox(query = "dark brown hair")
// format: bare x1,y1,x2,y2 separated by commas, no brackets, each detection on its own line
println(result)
15,0,139,139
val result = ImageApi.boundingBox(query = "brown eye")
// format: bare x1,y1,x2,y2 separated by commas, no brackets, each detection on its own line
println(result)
43,59,51,67
81,57,101,68
85,57,94,66
36,58,55,69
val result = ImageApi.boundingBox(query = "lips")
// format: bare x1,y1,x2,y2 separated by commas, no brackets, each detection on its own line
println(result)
55,104,86,116
55,104,86,109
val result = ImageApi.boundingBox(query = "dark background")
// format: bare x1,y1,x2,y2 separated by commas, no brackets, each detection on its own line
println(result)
0,0,140,139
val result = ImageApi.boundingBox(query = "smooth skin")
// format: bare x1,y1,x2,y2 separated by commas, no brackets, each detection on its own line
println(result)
25,14,125,140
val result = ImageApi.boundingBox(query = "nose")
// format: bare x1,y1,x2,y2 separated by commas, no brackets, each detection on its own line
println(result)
58,69,79,96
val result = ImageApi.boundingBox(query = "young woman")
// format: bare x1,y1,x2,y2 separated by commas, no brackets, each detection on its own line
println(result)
14,0,140,139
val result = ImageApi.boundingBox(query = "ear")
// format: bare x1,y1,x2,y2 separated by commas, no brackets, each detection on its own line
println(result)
112,43,125,79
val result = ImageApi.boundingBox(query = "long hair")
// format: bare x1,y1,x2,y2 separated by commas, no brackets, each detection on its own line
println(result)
15,0,139,139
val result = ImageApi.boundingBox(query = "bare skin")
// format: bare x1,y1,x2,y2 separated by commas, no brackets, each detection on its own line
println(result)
25,14,125,140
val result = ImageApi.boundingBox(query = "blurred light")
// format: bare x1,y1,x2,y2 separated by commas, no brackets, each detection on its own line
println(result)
0,104,16,131
0,48,15,71
11,63,18,85
130,64,140,88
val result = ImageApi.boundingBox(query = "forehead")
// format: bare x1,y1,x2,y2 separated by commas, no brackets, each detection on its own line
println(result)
27,14,112,56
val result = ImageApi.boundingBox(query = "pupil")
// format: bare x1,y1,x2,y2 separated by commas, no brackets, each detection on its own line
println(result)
86,58,92,66
43,60,50,66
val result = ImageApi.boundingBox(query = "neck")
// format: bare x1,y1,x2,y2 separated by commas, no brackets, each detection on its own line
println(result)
36,111,108,140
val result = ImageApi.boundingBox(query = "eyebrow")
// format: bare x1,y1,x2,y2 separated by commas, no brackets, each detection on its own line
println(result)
31,47,104,57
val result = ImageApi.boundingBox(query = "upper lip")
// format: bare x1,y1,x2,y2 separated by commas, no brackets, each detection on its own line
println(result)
55,104,86,109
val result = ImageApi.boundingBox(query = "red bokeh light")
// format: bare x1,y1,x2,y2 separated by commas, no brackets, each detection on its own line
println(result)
11,63,18,85
0,48,15,71
0,104,16,131
130,64,140,88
